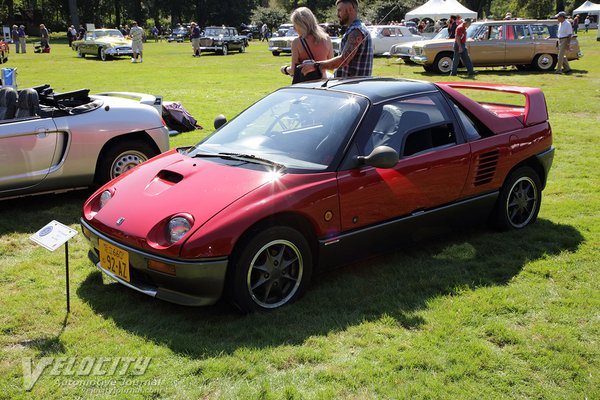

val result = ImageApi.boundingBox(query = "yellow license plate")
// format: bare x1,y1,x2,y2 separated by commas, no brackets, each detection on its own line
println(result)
99,239,130,282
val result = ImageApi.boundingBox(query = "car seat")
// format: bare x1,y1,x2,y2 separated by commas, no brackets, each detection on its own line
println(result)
399,111,432,156
15,88,40,118
0,87,17,119
368,104,402,152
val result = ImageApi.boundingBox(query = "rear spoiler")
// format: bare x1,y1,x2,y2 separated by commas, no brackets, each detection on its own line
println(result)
96,92,163,115
435,82,548,132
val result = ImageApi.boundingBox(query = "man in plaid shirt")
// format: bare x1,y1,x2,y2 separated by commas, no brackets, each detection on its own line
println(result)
299,0,373,78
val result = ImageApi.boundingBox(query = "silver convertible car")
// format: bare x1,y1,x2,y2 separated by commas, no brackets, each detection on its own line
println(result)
0,85,169,200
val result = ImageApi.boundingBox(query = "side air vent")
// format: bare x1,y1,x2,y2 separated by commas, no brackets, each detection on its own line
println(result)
474,150,499,186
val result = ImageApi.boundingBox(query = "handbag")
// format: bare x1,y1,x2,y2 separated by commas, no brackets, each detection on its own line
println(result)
292,37,322,84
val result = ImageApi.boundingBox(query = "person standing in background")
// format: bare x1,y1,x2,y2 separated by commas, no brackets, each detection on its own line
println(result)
299,0,373,78
450,17,474,78
39,24,49,50
129,21,144,63
280,7,333,81
190,22,201,57
18,25,27,53
11,25,20,53
554,11,572,74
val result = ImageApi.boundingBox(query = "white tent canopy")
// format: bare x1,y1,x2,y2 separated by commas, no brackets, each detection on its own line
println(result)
573,0,600,15
405,0,477,21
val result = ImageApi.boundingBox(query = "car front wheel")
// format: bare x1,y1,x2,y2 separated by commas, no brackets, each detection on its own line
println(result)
221,44,228,55
272,51,280,56
96,140,157,184
433,53,453,74
231,226,313,313
492,166,542,230
77,47,85,58
239,43,245,53
533,53,556,71
99,48,107,61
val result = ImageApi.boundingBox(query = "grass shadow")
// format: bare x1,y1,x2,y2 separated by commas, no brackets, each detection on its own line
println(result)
76,218,583,360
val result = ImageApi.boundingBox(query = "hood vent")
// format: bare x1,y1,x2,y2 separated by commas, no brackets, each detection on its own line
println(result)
157,169,183,184
474,150,499,186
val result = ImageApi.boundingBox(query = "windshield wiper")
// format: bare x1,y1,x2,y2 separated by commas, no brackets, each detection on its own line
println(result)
192,151,285,170
219,152,286,170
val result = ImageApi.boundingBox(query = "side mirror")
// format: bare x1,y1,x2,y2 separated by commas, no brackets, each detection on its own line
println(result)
214,114,227,129
356,146,399,169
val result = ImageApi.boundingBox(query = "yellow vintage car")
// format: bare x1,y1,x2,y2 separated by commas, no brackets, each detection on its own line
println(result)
72,29,134,61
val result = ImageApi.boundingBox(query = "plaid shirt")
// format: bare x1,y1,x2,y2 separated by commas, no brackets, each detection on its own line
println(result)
335,19,373,78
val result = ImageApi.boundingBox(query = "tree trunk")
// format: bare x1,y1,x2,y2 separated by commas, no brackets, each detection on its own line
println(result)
69,0,79,28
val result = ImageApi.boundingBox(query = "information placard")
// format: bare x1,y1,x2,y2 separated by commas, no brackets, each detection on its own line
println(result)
30,220,78,251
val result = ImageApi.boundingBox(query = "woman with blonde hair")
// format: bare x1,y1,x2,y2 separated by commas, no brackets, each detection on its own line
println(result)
280,7,333,82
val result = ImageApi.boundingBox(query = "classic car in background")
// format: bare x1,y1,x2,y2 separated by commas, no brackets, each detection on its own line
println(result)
199,26,247,55
0,85,169,200
389,27,447,63
268,28,298,56
239,24,260,40
167,26,191,42
81,78,554,313
368,25,424,55
275,24,294,37
412,19,582,74
72,29,133,61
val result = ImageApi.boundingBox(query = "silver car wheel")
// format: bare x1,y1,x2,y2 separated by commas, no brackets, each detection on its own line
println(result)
534,53,556,71
222,44,228,55
77,47,84,58
246,239,303,309
434,54,453,74
109,150,149,179
100,48,107,61
505,176,539,229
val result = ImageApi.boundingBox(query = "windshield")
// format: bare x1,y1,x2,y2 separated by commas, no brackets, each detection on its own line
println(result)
95,30,124,39
434,28,449,39
205,28,227,36
467,23,483,38
187,89,368,171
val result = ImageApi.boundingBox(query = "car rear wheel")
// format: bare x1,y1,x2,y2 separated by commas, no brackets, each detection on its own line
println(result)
221,44,228,55
492,166,542,230
231,226,313,313
77,47,85,58
433,53,453,74
96,140,157,184
272,51,280,56
99,48,107,61
533,53,556,71
239,43,245,53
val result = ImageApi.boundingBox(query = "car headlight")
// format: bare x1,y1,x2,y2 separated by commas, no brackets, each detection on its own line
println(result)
167,216,192,244
99,190,112,210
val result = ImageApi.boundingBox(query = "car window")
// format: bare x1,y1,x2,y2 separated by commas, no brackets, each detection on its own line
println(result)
362,93,455,156
190,89,367,171
531,24,555,39
513,25,531,40
449,103,481,141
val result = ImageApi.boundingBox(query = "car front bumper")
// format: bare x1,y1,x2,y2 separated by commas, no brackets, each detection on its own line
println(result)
81,218,228,306
105,47,134,56
268,46,292,53
411,55,429,64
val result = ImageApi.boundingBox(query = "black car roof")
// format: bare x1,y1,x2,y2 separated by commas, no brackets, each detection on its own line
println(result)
290,77,438,104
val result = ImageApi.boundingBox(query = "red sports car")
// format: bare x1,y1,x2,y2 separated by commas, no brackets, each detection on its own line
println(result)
81,78,554,312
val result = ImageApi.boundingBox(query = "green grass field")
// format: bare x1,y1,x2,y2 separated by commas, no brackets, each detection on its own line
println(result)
0,35,599,399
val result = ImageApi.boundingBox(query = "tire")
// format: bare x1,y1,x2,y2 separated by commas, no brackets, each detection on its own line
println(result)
239,43,245,53
231,226,313,312
221,44,228,55
77,47,85,58
99,47,107,61
491,166,542,230
433,53,453,74
533,53,556,71
272,51,280,56
96,140,157,184
0,52,4,64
